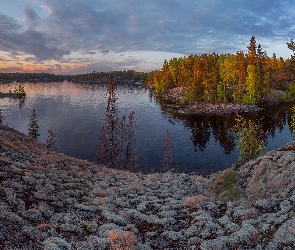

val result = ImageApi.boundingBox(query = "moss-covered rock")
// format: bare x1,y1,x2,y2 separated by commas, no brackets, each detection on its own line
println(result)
212,169,243,202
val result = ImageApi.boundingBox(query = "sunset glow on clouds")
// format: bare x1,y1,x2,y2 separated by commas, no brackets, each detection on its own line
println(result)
0,0,295,74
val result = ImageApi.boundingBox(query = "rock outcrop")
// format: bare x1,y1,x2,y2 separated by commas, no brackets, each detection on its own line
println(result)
0,92,26,99
160,87,262,115
1,126,295,249
183,102,262,114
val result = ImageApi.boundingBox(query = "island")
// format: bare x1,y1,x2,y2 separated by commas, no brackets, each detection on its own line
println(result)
146,37,295,115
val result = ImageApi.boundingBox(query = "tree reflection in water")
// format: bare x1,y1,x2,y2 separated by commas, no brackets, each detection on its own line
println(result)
157,96,293,158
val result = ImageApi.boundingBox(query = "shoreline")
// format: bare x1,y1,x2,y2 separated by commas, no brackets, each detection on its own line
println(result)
181,102,262,115
157,86,290,115
1,126,295,249
0,92,26,99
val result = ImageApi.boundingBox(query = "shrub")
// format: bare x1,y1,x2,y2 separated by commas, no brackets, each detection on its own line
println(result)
212,168,243,202
109,231,136,250
242,94,257,105
285,82,295,101
185,195,209,210
14,84,26,96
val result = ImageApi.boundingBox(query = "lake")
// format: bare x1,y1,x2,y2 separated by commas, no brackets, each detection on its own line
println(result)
0,81,294,174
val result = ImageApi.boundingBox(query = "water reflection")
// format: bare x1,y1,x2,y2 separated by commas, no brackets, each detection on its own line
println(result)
155,94,294,165
0,82,294,174
19,96,26,109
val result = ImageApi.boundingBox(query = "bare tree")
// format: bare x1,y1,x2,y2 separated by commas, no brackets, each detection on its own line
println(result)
0,109,3,126
98,80,138,170
163,130,172,171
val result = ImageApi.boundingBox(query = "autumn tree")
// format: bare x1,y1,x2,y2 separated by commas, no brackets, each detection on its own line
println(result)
247,36,259,66
168,58,179,87
286,38,295,82
219,54,238,102
235,51,247,103
287,38,295,54
189,55,204,102
274,57,287,88
243,65,261,104
154,60,174,93
98,80,138,170
148,37,295,105
257,47,272,99
202,53,220,103
28,109,40,141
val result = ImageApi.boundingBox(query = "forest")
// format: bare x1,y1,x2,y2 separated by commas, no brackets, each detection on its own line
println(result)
148,37,295,105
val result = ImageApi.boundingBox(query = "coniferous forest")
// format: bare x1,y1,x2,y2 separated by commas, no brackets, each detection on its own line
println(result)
147,37,295,105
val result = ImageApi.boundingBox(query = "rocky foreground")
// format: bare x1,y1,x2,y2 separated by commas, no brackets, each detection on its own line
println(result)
1,126,295,249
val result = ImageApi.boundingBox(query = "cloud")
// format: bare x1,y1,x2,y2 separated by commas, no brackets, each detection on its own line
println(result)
85,51,96,55
0,12,71,61
1,0,295,73
23,4,39,27
32,1,295,54
100,50,109,55
68,55,148,74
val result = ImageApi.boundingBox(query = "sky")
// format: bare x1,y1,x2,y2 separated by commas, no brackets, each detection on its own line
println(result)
0,0,295,75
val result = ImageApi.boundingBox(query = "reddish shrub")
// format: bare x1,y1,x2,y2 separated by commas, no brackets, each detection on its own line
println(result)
109,231,136,250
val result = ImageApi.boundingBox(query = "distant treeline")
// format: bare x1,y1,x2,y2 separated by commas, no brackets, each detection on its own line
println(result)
0,72,67,83
69,70,149,83
0,70,149,84
147,37,295,105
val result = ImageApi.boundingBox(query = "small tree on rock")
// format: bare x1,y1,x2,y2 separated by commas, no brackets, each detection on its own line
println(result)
46,130,57,152
28,109,40,141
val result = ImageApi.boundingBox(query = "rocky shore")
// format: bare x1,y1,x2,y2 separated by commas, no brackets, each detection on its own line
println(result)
161,87,263,114
183,102,262,115
1,126,295,249
0,92,26,99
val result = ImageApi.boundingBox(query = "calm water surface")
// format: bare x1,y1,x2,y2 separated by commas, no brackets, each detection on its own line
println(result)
0,81,294,174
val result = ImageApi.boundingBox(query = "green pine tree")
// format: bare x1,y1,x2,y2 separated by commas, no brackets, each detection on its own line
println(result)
28,109,40,141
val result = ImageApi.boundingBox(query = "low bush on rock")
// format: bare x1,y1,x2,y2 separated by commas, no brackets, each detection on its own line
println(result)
212,169,243,202
109,230,136,250
185,195,210,211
